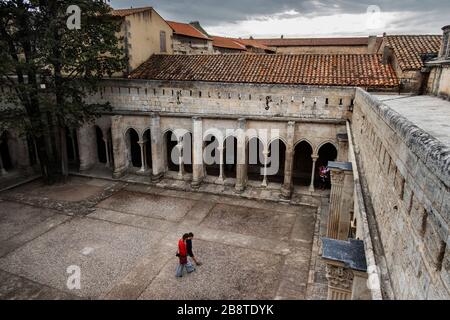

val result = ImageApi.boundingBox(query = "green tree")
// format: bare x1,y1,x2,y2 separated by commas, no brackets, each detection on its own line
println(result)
0,0,127,183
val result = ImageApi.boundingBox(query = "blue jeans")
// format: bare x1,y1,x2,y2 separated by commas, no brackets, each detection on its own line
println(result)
176,261,195,277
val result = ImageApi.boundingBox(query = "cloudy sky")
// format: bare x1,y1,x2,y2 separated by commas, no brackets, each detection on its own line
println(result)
110,0,449,38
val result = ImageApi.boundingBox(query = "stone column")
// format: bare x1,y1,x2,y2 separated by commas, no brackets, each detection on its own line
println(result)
77,123,97,173
103,137,110,168
191,116,204,188
325,264,354,300
111,116,127,178
217,146,225,183
177,142,185,179
309,155,319,192
326,162,354,240
281,121,295,199
235,118,247,193
137,140,147,173
336,133,349,162
261,148,269,187
150,113,164,181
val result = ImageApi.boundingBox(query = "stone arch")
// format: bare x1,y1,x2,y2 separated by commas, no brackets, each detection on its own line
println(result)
203,132,221,177
315,140,338,156
316,142,338,189
293,140,314,186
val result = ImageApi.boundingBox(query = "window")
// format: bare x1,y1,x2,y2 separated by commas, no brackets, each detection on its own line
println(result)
160,31,167,53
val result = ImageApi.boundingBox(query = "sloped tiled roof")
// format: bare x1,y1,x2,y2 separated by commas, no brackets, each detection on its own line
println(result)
212,36,247,51
167,21,210,40
235,39,275,52
129,54,398,88
256,37,373,47
111,6,153,17
384,35,442,70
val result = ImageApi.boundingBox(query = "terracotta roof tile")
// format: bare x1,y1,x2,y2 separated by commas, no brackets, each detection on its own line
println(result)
129,54,398,88
235,39,275,52
255,37,374,47
212,36,247,51
385,35,442,70
167,21,210,40
111,7,153,17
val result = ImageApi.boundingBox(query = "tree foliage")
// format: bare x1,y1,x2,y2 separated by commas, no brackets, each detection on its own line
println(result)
0,0,127,182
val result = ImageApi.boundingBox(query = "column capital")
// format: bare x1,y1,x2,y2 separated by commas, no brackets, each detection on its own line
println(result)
287,120,296,127
311,154,319,161
325,264,354,291
137,140,147,146
192,116,202,121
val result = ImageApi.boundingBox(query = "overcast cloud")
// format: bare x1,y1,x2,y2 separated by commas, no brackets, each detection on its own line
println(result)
109,0,450,37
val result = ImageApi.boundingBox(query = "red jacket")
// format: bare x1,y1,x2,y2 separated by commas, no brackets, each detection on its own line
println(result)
178,239,187,263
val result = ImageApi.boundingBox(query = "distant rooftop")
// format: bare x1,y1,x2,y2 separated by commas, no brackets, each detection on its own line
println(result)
255,37,380,47
111,6,153,17
167,21,210,40
129,53,398,88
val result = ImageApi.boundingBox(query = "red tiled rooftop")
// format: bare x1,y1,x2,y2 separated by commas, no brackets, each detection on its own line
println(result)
129,54,398,88
167,21,210,40
212,36,247,51
235,39,275,52
111,6,153,17
255,37,375,47
384,35,442,70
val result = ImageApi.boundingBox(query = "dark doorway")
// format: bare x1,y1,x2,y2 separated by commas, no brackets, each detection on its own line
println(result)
0,131,13,170
317,143,338,189
144,129,152,170
96,126,107,164
247,137,264,182
204,134,220,177
165,130,179,172
293,141,313,186
127,128,141,168
224,136,237,179
267,139,286,183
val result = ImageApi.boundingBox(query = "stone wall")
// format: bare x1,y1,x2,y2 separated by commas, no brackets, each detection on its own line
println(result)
274,45,369,55
172,35,214,54
427,64,450,98
87,79,355,120
351,88,450,299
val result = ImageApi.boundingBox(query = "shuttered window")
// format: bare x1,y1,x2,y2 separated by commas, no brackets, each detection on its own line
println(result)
160,31,167,53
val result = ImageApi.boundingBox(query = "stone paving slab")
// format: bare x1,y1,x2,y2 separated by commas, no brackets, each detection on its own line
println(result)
138,239,284,300
200,203,297,241
0,270,79,300
0,217,165,298
96,190,197,222
0,200,58,242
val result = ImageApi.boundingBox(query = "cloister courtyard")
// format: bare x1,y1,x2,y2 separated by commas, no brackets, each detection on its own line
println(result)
0,175,328,300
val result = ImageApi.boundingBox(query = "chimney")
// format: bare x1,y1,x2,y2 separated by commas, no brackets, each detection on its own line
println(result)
439,25,450,59
368,35,378,54
281,35,284,39
382,46,393,65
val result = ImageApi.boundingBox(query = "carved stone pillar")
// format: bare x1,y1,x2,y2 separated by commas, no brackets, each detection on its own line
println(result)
103,137,110,168
111,116,127,178
78,124,97,173
235,118,247,193
137,140,147,173
150,113,164,181
325,264,354,300
337,133,349,162
261,148,269,187
309,155,319,192
281,121,295,199
177,142,185,179
327,162,354,240
217,146,225,183
191,116,204,188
